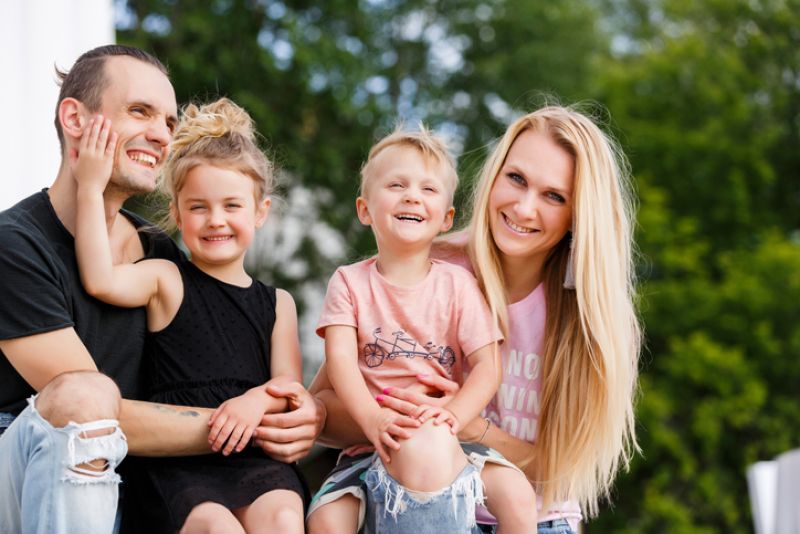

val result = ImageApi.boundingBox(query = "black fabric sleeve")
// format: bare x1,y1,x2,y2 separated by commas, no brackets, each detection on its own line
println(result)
0,228,73,340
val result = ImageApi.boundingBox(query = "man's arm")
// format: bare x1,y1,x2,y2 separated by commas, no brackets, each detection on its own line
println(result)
0,328,98,391
0,327,213,456
119,399,212,456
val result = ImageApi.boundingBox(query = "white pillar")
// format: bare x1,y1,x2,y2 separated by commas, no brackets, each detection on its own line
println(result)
0,0,114,210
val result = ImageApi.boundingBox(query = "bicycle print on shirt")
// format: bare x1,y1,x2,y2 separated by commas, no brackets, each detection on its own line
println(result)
362,327,456,369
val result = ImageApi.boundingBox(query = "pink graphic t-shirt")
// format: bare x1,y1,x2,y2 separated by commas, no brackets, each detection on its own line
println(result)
317,258,502,397
445,248,582,528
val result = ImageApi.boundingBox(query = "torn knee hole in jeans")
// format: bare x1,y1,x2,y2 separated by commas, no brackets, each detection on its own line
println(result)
61,419,127,485
69,458,110,476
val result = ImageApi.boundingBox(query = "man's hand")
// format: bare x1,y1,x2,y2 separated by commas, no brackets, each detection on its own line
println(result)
252,381,325,463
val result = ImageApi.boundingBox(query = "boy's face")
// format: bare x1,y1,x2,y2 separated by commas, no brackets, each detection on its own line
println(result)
90,56,178,195
356,145,455,254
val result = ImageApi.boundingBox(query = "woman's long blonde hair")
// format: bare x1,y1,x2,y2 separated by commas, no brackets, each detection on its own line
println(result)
467,105,641,516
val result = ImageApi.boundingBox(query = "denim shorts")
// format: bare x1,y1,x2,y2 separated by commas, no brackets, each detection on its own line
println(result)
0,396,128,534
308,442,520,533
478,518,575,533
364,454,484,534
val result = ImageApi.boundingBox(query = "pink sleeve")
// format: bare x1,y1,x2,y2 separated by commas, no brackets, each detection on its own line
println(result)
456,273,503,357
316,269,358,338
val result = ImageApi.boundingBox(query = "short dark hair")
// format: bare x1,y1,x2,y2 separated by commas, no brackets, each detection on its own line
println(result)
54,44,168,149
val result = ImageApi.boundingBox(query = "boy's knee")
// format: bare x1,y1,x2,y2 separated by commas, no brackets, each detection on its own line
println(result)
36,371,121,429
387,420,465,491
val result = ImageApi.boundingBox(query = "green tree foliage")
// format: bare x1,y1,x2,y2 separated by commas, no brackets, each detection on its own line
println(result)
116,1,800,531
590,0,800,531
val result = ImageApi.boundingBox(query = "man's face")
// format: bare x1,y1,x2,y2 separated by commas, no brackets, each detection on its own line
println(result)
91,56,178,196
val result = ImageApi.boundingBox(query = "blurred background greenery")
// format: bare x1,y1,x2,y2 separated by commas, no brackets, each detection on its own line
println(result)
116,0,799,531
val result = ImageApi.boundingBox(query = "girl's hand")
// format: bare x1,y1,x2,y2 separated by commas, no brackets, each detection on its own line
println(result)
71,116,117,193
208,387,269,456
363,407,420,465
415,405,461,434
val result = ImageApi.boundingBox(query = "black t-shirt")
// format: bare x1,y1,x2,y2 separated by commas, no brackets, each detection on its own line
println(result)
0,190,182,415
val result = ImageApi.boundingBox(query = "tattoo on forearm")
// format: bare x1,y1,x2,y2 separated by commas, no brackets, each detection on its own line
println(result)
152,404,200,417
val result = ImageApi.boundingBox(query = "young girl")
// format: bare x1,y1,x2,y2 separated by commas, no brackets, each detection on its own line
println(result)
72,98,305,533
307,128,537,533
312,105,641,533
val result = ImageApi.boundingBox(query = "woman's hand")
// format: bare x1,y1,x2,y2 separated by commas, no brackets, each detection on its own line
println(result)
378,373,459,413
379,374,487,442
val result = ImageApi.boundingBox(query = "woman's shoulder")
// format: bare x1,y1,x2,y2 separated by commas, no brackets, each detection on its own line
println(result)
431,231,472,272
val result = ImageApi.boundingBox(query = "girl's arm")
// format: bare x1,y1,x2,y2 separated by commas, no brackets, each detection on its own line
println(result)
207,289,303,456
440,342,501,428
268,289,303,386
325,325,419,464
74,117,179,317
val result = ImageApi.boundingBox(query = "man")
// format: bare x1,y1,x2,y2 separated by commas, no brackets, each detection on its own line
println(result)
0,44,325,533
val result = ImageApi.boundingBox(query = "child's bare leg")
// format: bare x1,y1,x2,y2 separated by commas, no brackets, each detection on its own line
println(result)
307,494,360,534
180,502,245,534
481,463,537,534
234,490,303,534
385,419,467,491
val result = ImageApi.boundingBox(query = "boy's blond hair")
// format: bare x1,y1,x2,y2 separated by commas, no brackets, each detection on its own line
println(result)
360,125,458,202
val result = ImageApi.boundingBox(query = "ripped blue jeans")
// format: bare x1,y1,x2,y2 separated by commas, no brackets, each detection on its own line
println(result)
363,455,485,534
0,396,127,534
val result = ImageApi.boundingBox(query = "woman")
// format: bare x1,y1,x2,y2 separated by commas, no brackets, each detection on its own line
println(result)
310,104,641,532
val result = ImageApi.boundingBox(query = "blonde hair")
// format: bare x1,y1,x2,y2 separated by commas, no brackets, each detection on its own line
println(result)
159,97,272,231
360,125,459,202
468,105,641,516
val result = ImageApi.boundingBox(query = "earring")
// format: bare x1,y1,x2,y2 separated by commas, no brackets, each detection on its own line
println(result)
563,230,575,290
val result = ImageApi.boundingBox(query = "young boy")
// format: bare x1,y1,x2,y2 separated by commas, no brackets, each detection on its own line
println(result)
307,127,538,533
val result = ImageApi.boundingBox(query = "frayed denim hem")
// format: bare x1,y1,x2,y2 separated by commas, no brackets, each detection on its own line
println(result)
365,456,484,531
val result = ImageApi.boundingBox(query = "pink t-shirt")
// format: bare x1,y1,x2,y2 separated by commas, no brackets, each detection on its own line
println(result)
445,248,582,528
485,284,582,528
317,258,502,397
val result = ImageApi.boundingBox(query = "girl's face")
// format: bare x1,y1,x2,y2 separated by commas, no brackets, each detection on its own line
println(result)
174,165,269,269
488,128,574,266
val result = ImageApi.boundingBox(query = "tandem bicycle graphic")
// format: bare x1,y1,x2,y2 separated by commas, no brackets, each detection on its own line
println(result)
363,327,456,368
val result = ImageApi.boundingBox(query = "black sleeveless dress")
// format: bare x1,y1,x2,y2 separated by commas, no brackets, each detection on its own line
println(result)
133,260,305,532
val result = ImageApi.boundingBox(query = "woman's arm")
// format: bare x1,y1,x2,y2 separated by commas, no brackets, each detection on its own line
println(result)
308,363,366,447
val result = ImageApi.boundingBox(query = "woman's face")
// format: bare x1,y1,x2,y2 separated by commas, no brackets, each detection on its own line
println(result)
488,128,574,266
